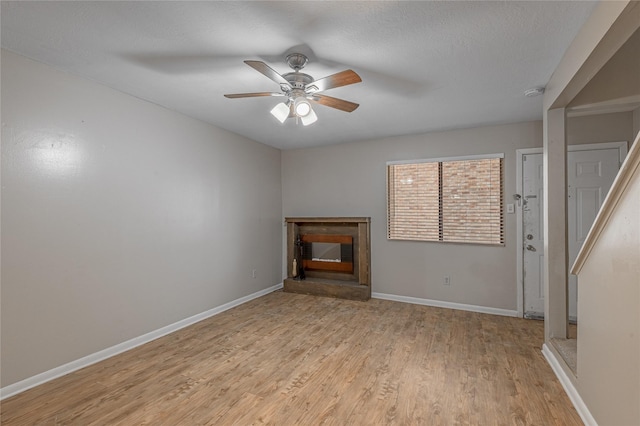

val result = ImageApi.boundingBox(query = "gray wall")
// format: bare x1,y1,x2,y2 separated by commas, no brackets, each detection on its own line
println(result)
282,121,542,311
1,50,283,387
568,111,635,146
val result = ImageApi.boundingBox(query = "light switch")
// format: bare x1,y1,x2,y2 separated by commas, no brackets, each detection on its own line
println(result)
507,203,515,214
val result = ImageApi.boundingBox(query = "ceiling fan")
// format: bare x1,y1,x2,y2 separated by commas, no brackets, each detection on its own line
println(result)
224,53,362,126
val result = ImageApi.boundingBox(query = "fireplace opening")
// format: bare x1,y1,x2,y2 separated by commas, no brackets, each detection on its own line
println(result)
311,242,342,262
300,234,353,273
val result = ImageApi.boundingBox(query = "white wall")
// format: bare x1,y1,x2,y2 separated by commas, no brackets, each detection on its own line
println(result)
1,50,283,387
282,122,542,311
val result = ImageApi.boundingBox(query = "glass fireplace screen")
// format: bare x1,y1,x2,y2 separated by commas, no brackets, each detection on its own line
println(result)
300,235,354,273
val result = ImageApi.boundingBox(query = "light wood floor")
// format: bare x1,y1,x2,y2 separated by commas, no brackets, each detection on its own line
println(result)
1,291,582,425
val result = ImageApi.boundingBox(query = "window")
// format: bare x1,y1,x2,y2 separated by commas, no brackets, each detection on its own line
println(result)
387,154,504,245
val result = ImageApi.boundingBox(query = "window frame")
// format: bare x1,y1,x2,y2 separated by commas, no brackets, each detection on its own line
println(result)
386,153,504,246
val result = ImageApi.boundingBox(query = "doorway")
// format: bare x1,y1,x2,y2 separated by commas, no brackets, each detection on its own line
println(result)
516,141,627,322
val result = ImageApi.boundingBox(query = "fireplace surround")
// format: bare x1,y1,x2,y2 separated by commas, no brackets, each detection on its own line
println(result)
284,217,371,301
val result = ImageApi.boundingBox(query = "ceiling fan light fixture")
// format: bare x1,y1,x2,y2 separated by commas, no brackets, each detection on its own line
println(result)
270,102,290,123
294,97,312,117
301,108,318,126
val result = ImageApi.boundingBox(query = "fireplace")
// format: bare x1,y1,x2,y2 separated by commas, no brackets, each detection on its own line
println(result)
284,217,371,301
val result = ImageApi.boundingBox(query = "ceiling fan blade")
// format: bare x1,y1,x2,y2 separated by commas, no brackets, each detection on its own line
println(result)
244,60,291,88
224,92,285,98
306,70,362,93
311,94,359,113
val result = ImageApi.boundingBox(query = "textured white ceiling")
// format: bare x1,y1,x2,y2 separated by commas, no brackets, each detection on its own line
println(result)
1,1,598,149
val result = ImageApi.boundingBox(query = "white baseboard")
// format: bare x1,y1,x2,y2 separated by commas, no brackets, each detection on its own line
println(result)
0,283,283,400
542,343,597,426
372,292,518,317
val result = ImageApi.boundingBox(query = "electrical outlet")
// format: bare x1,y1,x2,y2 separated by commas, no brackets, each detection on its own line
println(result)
444,275,450,285
251,269,256,279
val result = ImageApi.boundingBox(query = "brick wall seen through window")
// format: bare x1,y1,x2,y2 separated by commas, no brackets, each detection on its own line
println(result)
387,154,504,245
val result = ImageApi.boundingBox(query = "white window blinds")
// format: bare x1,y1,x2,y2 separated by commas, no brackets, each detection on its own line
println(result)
387,155,504,245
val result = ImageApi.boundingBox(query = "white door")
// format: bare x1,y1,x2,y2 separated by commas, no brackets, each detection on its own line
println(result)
522,153,544,318
522,145,623,320
567,148,621,320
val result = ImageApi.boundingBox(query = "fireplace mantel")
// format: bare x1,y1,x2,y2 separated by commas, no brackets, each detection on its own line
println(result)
284,217,371,301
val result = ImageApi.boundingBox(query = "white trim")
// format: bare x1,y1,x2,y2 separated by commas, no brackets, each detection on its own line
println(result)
0,283,284,400
372,292,518,317
387,152,504,166
515,141,628,318
542,343,598,426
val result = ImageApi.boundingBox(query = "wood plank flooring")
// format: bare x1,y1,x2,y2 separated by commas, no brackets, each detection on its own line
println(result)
1,291,582,425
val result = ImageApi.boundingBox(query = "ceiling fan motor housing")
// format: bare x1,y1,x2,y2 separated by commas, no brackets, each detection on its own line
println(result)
286,53,308,71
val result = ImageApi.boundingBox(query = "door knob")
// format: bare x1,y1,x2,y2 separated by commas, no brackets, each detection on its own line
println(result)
513,194,522,207
526,245,536,252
